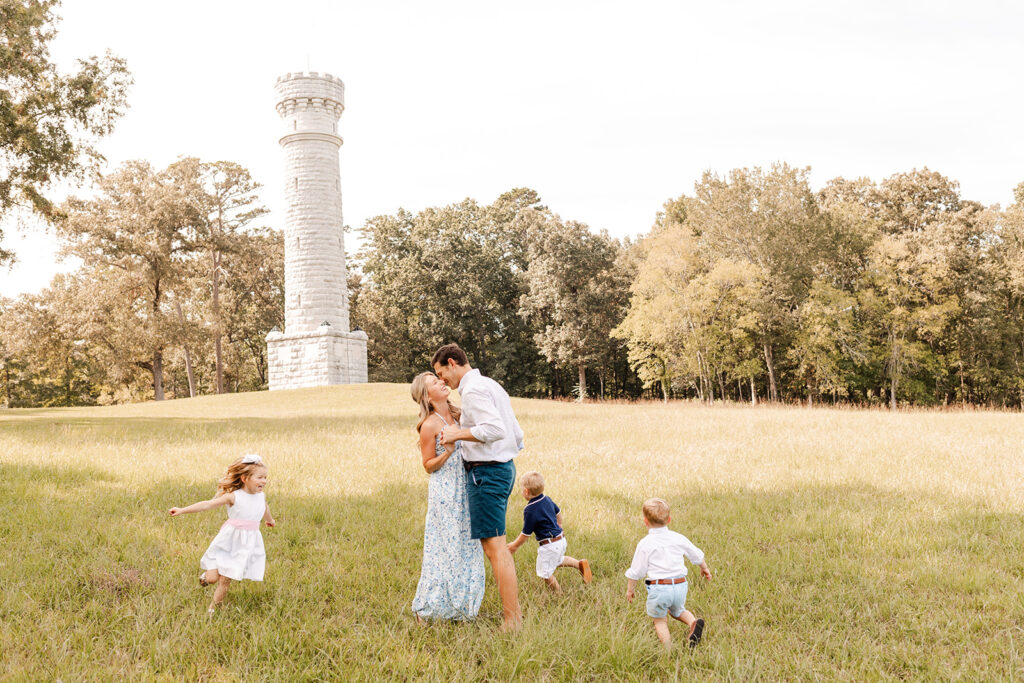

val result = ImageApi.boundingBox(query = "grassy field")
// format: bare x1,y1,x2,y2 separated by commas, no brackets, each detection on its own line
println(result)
1,384,1023,680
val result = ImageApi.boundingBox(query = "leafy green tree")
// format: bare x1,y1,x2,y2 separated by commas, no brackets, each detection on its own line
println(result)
356,189,546,393
221,227,284,390
0,0,131,264
59,160,200,400
167,158,268,393
520,216,627,400
686,164,832,400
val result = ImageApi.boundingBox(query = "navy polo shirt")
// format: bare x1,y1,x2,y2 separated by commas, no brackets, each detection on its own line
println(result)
522,494,561,540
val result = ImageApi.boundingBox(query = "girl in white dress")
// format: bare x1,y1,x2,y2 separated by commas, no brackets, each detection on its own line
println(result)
169,454,276,613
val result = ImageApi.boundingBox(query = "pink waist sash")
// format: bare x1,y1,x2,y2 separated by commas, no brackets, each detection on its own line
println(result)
222,519,259,530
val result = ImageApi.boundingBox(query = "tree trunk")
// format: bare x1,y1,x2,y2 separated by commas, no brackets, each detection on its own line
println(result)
577,363,586,402
65,359,72,406
153,350,165,401
660,376,669,403
750,377,757,406
599,369,605,400
763,342,778,401
174,299,197,398
718,372,726,403
212,251,224,394
890,340,899,411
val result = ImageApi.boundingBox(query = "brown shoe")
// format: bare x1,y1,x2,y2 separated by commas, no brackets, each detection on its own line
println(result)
578,559,592,584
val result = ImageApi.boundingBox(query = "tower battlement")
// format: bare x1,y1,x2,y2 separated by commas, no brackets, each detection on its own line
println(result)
274,72,345,118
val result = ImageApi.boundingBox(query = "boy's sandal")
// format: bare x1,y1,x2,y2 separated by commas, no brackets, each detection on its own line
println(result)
578,559,593,584
688,618,705,648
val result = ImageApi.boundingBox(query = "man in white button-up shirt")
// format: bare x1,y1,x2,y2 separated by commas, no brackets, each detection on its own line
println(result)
625,498,712,647
433,343,523,631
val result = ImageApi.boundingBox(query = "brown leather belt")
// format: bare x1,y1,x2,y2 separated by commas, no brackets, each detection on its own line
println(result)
645,577,686,585
538,533,564,546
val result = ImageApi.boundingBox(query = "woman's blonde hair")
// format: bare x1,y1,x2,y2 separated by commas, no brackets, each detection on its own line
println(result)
410,371,461,433
216,457,267,495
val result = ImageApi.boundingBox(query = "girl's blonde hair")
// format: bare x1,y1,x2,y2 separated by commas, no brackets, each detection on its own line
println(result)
217,457,267,495
410,371,461,433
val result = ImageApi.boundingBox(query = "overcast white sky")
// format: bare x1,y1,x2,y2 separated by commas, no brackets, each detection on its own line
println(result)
2,0,1022,296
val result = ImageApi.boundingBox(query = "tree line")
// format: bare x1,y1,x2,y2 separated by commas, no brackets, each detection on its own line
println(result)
0,158,283,406
3,164,1023,409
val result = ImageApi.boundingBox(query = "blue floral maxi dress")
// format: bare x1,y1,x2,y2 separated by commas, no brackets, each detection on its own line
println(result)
411,416,485,620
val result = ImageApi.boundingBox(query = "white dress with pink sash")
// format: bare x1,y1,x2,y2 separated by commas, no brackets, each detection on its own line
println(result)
200,489,266,581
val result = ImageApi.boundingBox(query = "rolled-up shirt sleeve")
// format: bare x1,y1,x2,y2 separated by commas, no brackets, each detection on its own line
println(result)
680,536,705,566
624,542,650,581
466,390,507,443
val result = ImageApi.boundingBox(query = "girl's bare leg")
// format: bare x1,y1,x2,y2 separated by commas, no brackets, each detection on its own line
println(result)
209,576,231,611
201,569,220,586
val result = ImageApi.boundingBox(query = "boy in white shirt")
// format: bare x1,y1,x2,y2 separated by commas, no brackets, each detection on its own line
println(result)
625,498,713,647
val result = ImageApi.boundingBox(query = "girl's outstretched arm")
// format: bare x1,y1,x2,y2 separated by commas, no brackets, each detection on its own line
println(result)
168,492,234,516
262,502,276,527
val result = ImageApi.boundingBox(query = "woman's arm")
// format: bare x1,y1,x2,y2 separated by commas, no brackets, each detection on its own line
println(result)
168,492,234,516
420,418,454,473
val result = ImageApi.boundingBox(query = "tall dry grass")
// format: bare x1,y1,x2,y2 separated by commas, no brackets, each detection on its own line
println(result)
1,385,1021,679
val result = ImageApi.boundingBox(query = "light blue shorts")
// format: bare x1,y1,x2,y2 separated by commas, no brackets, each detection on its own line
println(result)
645,580,688,619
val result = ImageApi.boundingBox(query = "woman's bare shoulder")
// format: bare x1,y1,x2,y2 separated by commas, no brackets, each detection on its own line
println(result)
420,414,443,436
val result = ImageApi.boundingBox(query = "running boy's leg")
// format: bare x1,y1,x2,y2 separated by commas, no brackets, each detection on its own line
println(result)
652,617,672,645
561,555,592,583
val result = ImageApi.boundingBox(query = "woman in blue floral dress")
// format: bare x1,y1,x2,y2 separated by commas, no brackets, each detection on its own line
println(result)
409,372,485,621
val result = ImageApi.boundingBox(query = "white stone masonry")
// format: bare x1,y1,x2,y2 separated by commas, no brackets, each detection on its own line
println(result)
267,72,368,390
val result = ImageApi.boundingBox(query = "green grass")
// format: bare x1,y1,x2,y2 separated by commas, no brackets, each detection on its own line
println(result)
1,385,1023,680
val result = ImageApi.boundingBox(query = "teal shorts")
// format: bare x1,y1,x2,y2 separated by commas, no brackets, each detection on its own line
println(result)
466,460,516,539
645,580,689,619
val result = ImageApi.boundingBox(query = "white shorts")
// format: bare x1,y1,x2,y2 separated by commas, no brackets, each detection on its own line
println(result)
536,537,567,579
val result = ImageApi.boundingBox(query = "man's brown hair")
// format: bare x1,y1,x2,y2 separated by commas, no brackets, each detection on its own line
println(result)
431,343,469,368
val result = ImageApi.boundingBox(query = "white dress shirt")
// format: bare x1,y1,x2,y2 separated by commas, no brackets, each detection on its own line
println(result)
624,526,705,580
457,368,524,463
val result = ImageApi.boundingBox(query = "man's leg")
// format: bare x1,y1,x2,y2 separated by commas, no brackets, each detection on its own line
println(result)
544,575,561,593
481,536,521,630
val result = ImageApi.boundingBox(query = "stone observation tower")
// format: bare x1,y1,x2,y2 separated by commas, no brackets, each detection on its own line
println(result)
266,72,368,389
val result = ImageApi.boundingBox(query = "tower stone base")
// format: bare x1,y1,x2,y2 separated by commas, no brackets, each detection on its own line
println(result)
267,328,368,390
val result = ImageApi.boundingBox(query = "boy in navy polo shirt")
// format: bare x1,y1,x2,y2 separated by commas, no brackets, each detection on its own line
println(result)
507,471,592,592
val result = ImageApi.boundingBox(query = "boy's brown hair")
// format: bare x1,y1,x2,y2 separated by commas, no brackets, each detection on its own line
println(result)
520,470,545,496
642,498,670,526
